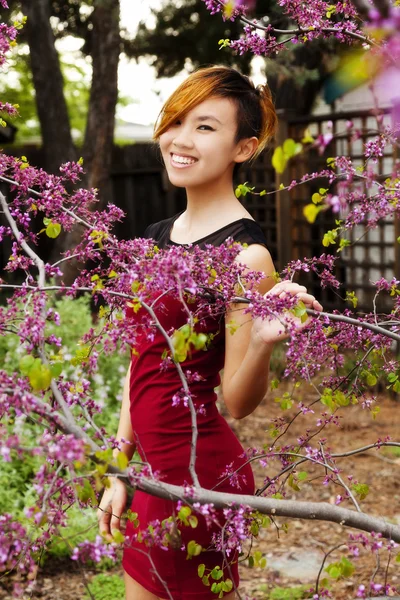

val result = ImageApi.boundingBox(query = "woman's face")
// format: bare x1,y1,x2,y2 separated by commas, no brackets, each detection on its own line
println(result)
159,96,252,189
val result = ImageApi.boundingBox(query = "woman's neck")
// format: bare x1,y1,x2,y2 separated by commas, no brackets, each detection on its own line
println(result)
182,179,247,227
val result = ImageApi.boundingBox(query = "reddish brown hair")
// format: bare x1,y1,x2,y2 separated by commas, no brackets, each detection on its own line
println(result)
154,66,278,161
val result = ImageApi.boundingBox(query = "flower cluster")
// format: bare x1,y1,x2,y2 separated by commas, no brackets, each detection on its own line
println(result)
71,535,118,563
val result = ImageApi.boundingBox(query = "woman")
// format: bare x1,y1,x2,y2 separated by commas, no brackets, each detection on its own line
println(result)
98,66,322,599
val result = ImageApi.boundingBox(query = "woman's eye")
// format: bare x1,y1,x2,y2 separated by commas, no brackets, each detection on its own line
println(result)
198,125,214,131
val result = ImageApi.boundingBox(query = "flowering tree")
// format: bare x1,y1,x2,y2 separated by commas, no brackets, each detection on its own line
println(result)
1,0,400,598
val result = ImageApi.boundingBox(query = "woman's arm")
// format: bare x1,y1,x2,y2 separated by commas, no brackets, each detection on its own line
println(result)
222,244,322,419
97,362,135,541
222,244,276,420
112,361,136,460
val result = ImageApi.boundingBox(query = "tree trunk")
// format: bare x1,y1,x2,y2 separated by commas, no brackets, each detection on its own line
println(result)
20,0,76,173
58,0,121,286
82,0,120,200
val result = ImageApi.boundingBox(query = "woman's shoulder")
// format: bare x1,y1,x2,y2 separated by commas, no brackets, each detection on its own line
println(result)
142,213,179,243
216,218,270,251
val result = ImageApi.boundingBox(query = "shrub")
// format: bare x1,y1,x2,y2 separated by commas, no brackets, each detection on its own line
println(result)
84,573,125,600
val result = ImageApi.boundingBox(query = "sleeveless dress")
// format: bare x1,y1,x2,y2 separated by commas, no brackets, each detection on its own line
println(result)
122,211,269,599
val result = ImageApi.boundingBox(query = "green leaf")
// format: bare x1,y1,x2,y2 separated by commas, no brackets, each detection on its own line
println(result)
272,146,287,174
320,387,335,413
282,138,296,156
190,332,207,351
188,515,198,528
345,291,358,308
338,238,351,251
334,390,349,406
111,528,125,543
366,373,377,386
218,38,231,49
29,361,52,391
322,229,338,246
127,510,139,523
198,564,205,578
297,471,308,481
312,192,322,204
178,506,192,520
303,203,322,224
250,521,259,535
187,540,202,558
19,354,35,375
76,479,96,504
116,451,128,470
352,482,369,500
211,566,223,580
288,474,300,491
270,378,279,390
45,221,62,239
282,138,301,157
340,556,355,577
202,575,210,586
50,362,63,377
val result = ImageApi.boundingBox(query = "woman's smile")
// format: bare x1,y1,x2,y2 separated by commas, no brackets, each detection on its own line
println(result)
170,152,198,168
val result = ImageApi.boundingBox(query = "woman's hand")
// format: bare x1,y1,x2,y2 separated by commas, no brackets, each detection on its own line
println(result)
97,477,128,542
251,281,323,346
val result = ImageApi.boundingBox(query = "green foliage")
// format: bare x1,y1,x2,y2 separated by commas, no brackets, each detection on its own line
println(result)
0,45,131,144
235,181,255,198
84,573,125,600
0,294,129,560
0,444,42,518
171,323,208,362
187,539,202,558
269,585,311,600
325,555,355,579
272,138,302,174
45,505,98,561
247,550,267,568
126,0,254,78
0,49,90,141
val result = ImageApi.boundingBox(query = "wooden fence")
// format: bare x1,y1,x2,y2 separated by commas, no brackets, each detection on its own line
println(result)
1,107,398,312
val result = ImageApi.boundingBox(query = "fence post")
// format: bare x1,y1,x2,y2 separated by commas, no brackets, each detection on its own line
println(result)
275,109,293,270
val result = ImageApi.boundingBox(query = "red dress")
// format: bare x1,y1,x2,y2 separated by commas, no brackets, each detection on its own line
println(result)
122,213,269,599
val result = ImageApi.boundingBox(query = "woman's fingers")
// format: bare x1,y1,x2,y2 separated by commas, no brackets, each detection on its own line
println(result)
98,504,113,541
264,282,323,312
97,481,127,542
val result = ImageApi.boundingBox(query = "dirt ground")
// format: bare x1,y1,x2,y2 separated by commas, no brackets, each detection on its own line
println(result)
1,388,400,600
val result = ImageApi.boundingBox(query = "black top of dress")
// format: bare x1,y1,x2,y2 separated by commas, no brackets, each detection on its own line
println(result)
143,210,268,250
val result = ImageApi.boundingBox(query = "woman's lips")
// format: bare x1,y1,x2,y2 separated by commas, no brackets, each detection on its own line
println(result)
170,154,198,169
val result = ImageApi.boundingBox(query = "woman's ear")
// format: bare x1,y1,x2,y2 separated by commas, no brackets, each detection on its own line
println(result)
234,136,259,164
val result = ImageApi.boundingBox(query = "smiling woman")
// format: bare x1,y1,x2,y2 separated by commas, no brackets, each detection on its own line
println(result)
97,66,322,600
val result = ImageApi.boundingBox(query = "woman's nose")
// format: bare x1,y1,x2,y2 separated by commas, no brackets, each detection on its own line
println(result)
172,126,194,149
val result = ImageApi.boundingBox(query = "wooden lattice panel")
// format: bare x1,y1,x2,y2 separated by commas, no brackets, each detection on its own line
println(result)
285,108,398,312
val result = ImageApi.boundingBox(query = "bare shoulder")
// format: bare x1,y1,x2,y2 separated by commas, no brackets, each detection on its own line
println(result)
234,243,276,295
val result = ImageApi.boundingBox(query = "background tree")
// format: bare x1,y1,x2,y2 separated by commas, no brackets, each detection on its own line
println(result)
0,51,90,141
1,0,121,283
128,0,345,114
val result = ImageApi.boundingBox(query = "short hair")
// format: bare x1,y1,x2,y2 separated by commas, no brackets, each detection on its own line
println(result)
153,66,278,164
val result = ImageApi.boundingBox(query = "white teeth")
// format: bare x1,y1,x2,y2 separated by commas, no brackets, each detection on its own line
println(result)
172,154,196,165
